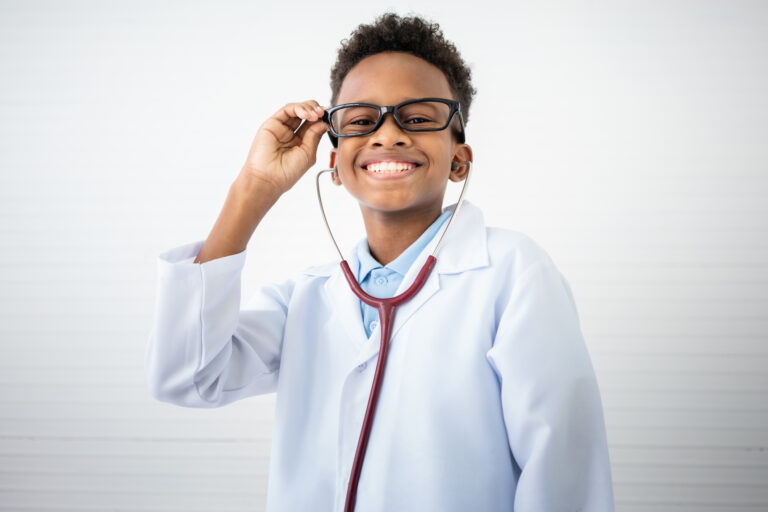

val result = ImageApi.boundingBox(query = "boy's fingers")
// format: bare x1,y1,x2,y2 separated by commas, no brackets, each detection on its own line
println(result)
298,120,328,157
298,104,322,122
262,100,326,150
284,116,302,132
294,117,325,143
261,117,296,144
272,101,325,126
302,100,324,115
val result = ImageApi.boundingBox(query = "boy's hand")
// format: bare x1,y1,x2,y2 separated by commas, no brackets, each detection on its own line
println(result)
241,100,329,195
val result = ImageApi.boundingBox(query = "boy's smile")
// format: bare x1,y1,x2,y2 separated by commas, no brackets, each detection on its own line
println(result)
328,51,472,264
359,157,422,179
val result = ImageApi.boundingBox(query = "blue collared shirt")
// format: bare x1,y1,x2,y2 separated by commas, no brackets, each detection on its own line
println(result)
355,209,452,337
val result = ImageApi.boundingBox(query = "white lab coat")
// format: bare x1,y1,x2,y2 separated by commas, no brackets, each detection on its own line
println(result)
145,199,615,511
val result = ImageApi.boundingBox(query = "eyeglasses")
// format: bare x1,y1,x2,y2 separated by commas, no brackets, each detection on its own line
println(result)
322,97,466,147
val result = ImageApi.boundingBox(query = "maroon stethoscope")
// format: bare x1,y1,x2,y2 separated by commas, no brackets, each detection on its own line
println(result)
315,160,472,512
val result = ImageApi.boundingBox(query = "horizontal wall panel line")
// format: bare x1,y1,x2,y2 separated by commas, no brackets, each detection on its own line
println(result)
0,435,264,443
612,462,768,468
613,481,768,488
0,489,264,498
614,501,768,507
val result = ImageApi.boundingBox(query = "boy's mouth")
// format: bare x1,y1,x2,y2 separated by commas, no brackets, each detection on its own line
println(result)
360,159,422,177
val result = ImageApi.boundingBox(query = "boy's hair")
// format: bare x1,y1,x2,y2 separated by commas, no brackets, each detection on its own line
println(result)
330,12,477,125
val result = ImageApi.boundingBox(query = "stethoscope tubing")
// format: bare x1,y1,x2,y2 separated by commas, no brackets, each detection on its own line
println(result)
315,161,472,512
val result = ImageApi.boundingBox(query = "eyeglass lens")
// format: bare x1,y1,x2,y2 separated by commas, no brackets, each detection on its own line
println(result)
329,101,452,135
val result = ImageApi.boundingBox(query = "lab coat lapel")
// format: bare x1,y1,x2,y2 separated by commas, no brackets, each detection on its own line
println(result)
353,200,490,368
313,200,489,370
353,265,440,367
323,242,370,354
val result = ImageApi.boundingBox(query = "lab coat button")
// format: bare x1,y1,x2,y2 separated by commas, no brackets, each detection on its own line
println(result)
356,362,367,372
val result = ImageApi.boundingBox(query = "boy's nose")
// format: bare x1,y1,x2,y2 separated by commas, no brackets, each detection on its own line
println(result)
369,112,411,146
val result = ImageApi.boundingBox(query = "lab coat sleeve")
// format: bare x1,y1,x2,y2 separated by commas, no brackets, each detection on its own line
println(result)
486,260,615,511
145,239,293,408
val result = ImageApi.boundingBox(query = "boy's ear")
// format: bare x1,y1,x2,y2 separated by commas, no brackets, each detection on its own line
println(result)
329,149,342,186
449,144,473,182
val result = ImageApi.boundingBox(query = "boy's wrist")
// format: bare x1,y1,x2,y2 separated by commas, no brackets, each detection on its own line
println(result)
235,168,287,199
226,171,283,230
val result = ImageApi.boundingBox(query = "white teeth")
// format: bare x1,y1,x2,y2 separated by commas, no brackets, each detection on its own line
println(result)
365,161,416,173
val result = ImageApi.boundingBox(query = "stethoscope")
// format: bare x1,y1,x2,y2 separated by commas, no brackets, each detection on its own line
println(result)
315,159,472,512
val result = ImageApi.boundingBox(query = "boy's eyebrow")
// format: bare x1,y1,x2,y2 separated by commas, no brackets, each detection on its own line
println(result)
337,96,428,106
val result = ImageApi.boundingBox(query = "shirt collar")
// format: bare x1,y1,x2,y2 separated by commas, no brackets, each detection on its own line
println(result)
300,199,489,278
355,209,453,282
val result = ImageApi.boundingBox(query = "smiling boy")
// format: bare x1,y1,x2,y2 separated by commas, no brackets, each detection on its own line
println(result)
325,50,472,266
146,12,615,512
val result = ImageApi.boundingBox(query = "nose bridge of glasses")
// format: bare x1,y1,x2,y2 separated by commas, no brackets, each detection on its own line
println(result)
371,105,409,139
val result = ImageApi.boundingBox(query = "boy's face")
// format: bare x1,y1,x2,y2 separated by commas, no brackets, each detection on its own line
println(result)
329,51,472,218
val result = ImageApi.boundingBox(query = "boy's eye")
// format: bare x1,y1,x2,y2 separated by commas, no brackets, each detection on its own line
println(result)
398,101,449,128
404,116,432,124
331,106,380,133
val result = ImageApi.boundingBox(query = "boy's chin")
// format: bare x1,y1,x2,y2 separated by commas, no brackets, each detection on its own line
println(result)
359,195,439,216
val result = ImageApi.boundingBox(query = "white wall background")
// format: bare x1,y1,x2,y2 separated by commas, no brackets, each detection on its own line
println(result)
1,0,766,510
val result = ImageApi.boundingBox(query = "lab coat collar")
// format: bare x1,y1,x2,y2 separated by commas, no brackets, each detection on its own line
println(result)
303,199,489,369
301,199,488,278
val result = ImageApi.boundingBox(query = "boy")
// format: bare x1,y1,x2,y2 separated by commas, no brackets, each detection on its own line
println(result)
146,12,615,512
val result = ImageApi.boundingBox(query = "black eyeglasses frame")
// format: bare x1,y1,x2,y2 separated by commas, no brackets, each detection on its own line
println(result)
322,97,466,148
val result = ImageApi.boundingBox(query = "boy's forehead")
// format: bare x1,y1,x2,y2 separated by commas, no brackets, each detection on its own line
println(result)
336,51,455,105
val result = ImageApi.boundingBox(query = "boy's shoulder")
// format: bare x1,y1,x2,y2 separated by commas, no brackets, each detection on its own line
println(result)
297,258,338,278
484,225,557,276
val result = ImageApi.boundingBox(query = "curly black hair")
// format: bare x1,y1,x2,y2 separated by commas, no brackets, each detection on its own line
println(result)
329,12,477,126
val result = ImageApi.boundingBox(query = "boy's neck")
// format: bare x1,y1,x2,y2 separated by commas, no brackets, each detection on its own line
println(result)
361,205,443,267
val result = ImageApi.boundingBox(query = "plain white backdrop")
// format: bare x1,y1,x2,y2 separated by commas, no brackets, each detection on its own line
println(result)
1,0,766,510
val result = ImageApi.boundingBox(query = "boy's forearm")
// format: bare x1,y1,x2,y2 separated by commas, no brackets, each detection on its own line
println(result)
193,171,283,264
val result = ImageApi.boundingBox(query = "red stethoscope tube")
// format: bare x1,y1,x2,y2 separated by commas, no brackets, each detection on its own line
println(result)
315,161,471,512
339,255,437,512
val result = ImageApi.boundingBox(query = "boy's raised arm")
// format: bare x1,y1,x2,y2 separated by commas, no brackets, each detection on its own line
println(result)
192,172,283,264
195,100,329,263
146,100,329,407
